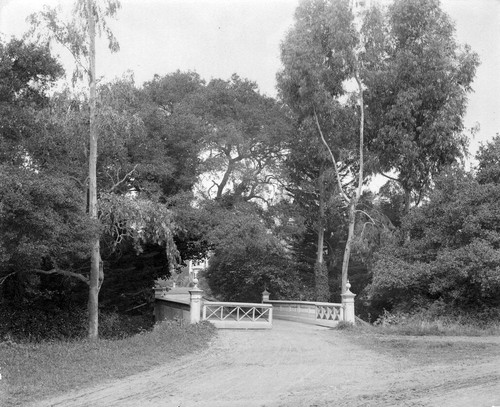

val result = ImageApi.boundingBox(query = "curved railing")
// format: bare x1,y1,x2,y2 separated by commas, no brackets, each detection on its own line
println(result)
263,300,343,327
203,302,273,329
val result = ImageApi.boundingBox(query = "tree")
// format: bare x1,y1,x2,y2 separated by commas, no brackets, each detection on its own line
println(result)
368,165,500,316
140,71,207,197
194,74,291,203
283,119,349,300
475,134,500,185
0,166,95,300
0,37,72,298
362,0,479,215
0,38,63,164
29,0,121,338
203,201,302,302
278,0,366,296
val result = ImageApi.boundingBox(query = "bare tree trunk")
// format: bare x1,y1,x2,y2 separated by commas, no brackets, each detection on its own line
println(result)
403,188,411,215
402,188,411,243
339,67,364,294
315,169,329,301
87,0,100,339
341,201,356,293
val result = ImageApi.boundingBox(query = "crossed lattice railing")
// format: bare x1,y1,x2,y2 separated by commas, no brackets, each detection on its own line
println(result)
203,302,272,323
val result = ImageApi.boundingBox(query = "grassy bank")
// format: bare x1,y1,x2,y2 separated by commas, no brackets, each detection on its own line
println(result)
350,311,500,337
0,321,216,407
338,317,500,370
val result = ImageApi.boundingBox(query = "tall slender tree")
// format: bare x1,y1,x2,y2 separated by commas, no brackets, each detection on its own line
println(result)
86,0,100,339
278,0,365,295
29,0,121,338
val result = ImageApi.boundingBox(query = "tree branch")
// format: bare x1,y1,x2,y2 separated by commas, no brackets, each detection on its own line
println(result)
68,175,87,189
313,109,350,203
207,180,219,198
32,268,89,285
381,172,400,182
108,164,138,193
355,209,376,226
0,272,16,286
49,23,89,76
245,194,270,204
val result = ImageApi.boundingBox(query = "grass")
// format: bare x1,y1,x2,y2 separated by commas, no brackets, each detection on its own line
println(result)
0,321,216,407
372,319,500,336
351,311,500,337
337,317,500,366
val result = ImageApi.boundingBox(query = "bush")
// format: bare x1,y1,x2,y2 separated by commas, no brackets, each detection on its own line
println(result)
0,301,154,342
0,303,87,342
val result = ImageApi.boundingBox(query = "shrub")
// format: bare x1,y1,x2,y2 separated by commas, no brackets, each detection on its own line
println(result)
0,302,87,342
0,301,155,342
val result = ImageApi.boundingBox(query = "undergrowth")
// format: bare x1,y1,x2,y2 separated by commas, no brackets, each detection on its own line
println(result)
0,321,216,407
0,302,154,342
346,310,500,336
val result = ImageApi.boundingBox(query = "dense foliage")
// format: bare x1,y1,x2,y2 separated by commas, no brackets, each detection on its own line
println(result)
362,0,479,211
369,153,500,319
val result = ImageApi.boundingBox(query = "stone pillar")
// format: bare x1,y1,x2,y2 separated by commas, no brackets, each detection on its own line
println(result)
189,287,203,324
262,289,270,303
341,281,356,324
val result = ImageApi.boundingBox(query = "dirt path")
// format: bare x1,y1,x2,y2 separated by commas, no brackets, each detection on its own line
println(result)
35,320,500,407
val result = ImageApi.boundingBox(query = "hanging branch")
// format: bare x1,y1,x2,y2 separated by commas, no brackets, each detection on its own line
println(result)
32,268,90,285
355,209,377,225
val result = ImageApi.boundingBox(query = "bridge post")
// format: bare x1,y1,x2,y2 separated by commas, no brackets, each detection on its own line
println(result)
341,281,356,324
189,284,204,324
262,289,270,303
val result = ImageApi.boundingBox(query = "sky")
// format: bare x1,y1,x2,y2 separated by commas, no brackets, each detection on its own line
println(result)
0,0,499,159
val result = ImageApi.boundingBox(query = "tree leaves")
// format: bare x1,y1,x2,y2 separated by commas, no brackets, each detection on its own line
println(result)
98,193,179,265
363,0,479,203
27,1,121,85
370,166,500,313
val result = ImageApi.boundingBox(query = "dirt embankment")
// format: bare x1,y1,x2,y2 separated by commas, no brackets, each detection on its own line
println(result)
33,320,500,407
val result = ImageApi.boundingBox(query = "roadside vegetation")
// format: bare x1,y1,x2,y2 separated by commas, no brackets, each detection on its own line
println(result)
0,321,216,407
343,311,500,337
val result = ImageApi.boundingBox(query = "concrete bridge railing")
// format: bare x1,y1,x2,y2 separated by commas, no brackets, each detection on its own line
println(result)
262,283,356,327
155,282,355,328
154,286,273,329
154,287,197,324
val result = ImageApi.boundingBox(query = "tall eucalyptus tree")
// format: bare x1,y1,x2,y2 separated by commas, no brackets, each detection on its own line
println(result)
362,0,479,215
29,0,121,338
278,0,365,296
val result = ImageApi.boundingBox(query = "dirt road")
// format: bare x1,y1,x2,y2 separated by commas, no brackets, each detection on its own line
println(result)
36,320,500,407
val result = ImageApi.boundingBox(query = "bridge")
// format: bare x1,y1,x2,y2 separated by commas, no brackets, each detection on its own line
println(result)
154,281,356,329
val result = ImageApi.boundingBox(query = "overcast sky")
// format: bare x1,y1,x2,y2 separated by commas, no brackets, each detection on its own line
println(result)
0,0,498,158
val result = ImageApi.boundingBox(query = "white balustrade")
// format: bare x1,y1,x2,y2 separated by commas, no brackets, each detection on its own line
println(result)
264,298,344,327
